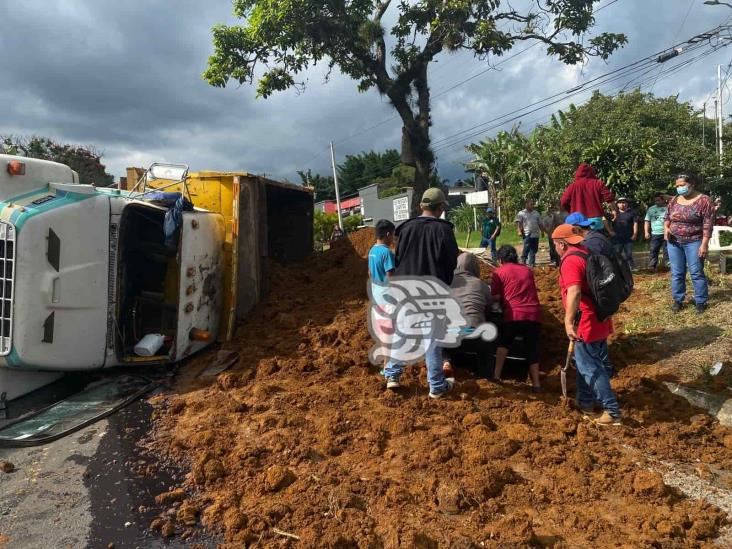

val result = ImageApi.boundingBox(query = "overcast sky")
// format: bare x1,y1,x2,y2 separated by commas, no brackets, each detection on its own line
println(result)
2,0,731,184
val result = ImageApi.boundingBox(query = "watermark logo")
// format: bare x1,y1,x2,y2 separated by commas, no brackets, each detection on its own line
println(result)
367,276,497,365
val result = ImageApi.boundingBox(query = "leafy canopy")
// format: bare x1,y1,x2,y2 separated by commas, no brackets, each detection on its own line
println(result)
467,90,725,217
204,0,626,99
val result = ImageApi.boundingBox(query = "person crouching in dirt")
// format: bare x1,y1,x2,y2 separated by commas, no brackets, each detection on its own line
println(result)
389,188,459,399
552,224,622,427
442,252,492,379
490,245,543,392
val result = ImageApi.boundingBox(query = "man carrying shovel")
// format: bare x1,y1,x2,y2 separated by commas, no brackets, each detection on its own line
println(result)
552,224,621,427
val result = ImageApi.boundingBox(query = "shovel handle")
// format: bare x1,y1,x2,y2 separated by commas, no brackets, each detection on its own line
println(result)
562,339,575,373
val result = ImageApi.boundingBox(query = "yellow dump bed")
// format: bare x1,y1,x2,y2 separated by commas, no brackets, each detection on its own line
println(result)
124,169,313,340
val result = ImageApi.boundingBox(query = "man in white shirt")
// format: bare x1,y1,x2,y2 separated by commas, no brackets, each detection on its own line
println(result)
515,199,544,267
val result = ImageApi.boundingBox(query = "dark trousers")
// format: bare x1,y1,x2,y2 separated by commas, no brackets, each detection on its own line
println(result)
443,339,493,377
548,236,560,266
521,236,539,267
648,234,668,270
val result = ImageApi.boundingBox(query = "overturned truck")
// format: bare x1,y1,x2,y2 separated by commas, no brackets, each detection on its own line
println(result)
0,155,313,402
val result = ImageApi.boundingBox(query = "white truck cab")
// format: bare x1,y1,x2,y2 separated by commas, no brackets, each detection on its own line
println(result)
0,157,223,401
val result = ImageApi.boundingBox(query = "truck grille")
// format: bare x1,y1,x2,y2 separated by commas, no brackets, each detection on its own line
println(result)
0,222,15,355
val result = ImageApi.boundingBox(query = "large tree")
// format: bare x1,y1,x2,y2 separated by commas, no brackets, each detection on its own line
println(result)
203,0,626,213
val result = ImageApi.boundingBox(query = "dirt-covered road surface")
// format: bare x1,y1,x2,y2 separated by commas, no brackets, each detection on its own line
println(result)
143,228,732,547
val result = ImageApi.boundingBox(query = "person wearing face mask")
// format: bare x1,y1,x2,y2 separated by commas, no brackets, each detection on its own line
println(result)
664,173,715,314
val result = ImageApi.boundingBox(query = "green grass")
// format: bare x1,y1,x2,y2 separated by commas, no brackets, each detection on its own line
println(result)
454,229,523,248
455,230,663,254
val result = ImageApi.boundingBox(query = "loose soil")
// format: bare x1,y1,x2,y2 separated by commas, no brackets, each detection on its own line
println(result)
148,228,732,547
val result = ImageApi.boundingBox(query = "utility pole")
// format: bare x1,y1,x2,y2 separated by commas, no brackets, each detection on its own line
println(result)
719,64,724,169
715,98,720,160
329,141,343,230
702,102,706,148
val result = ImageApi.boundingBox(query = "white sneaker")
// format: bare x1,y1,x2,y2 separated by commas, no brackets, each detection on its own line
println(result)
429,377,455,399
386,377,400,389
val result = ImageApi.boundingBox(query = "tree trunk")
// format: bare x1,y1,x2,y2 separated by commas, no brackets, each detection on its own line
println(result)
408,64,433,216
412,149,431,216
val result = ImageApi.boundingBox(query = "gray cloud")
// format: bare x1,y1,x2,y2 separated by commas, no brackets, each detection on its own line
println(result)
1,0,730,183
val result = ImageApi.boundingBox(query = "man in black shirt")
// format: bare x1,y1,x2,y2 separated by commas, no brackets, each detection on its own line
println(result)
387,188,458,399
611,198,638,270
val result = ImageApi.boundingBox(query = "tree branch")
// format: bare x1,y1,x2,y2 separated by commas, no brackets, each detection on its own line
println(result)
373,0,391,68
373,0,391,24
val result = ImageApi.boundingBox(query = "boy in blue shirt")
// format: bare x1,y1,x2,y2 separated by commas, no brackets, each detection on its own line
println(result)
368,219,401,388
368,219,396,284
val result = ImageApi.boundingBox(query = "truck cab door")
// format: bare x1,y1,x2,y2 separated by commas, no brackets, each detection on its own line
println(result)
175,212,225,361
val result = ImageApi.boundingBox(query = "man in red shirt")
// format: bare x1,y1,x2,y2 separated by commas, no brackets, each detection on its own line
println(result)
552,224,621,426
560,163,615,231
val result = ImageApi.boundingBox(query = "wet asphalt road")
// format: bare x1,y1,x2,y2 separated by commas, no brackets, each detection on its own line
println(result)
0,377,217,549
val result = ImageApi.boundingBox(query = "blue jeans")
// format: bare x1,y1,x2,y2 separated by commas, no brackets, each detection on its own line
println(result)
521,236,539,267
574,339,620,417
480,237,497,261
613,241,634,269
667,239,708,305
383,341,448,394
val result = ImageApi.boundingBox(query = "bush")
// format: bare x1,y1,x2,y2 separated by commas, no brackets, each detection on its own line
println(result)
449,203,478,233
313,211,363,251
343,214,363,233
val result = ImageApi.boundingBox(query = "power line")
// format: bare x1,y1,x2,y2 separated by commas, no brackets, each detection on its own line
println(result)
433,36,730,153
431,56,660,148
429,24,732,152
434,49,720,153
439,51,721,157
650,0,695,93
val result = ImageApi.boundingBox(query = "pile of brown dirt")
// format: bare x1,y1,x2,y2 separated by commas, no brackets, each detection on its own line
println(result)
345,226,375,259
147,230,732,546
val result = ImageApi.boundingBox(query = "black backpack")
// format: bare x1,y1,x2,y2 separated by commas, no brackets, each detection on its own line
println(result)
563,249,633,321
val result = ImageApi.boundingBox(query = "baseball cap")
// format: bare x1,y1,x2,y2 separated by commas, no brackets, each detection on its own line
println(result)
485,207,494,213
565,211,593,228
616,197,630,203
551,224,584,245
420,187,446,207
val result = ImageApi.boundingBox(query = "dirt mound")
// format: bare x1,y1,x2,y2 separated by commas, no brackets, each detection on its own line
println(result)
348,226,376,258
148,239,732,546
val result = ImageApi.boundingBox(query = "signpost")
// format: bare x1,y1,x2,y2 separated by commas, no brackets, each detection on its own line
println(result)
393,196,409,221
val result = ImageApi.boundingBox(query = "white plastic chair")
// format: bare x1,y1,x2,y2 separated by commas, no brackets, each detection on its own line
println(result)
709,225,732,253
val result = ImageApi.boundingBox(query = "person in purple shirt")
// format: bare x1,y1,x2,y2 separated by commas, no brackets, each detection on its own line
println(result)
664,173,714,314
